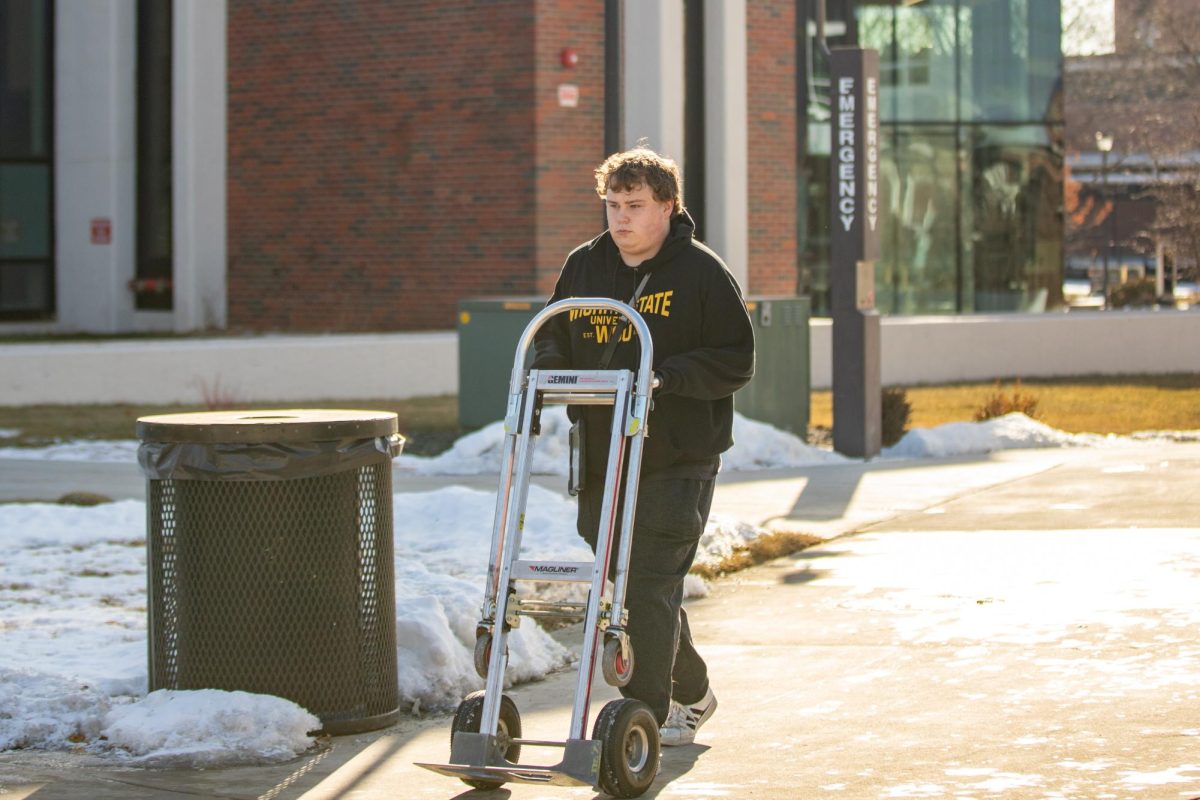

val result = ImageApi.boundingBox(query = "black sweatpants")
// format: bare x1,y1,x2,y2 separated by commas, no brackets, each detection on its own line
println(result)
577,476,715,725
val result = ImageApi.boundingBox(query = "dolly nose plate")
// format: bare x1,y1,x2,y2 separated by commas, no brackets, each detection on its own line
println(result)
415,760,592,787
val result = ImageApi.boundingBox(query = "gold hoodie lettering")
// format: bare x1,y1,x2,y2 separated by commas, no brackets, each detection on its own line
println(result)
595,324,635,344
574,289,677,345
637,290,673,318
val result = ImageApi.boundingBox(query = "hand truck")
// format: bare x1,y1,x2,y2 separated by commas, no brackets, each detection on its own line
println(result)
417,298,660,798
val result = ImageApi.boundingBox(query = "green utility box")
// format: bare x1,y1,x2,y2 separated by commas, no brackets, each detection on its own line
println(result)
457,297,542,429
457,295,810,439
737,296,811,438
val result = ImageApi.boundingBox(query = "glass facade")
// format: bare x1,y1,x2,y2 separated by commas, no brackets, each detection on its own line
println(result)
801,0,1064,315
0,0,54,319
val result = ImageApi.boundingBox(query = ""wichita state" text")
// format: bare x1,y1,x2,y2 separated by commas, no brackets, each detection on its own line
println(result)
570,291,675,343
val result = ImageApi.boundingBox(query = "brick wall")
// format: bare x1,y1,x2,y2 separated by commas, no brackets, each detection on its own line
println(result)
228,1,546,332
746,0,799,296
227,2,794,331
533,0,607,295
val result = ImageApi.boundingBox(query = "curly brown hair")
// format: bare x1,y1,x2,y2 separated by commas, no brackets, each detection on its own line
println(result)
593,145,683,217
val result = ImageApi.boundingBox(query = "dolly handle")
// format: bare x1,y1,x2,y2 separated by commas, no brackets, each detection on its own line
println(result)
512,298,655,397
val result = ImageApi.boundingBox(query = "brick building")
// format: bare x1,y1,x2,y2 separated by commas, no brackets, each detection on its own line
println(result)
0,1,797,334
0,0,1066,333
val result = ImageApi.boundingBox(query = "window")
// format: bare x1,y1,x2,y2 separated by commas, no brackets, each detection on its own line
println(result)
961,125,1064,312
960,0,1063,123
875,126,961,314
800,0,1064,315
0,0,54,319
859,0,961,123
136,0,173,310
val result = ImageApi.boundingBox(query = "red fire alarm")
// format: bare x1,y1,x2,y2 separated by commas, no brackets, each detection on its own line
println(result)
560,47,578,69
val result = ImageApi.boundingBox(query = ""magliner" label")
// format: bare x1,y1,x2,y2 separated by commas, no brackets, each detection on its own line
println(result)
530,564,580,574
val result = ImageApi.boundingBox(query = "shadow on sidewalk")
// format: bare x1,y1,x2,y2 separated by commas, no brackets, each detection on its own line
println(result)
716,453,1001,527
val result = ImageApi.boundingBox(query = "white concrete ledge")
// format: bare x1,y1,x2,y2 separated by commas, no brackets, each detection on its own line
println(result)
810,310,1200,389
2,311,1197,407
0,332,457,406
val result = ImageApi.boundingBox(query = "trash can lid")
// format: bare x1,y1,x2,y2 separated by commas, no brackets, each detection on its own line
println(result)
136,409,399,444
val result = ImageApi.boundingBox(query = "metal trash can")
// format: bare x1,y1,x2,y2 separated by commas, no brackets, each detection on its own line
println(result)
135,409,404,735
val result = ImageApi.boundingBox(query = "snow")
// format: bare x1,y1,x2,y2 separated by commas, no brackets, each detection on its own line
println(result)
0,438,139,464
1120,765,1200,786
101,690,321,768
0,411,1195,767
884,413,1110,458
392,407,848,476
0,411,1184,469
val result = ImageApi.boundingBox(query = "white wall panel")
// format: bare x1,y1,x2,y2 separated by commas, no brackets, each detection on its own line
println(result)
3,314,1198,406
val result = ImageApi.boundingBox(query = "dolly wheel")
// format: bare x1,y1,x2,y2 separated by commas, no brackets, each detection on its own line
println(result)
602,636,634,687
593,698,660,798
450,690,523,790
473,631,493,679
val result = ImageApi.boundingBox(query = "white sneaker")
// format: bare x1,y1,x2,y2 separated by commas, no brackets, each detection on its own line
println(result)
659,687,717,746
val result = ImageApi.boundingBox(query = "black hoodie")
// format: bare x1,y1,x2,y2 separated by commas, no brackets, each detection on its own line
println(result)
533,213,755,479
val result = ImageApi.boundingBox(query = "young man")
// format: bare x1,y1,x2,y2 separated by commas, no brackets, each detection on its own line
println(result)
533,146,754,745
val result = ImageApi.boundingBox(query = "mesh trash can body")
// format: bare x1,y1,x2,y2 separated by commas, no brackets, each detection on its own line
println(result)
136,410,403,735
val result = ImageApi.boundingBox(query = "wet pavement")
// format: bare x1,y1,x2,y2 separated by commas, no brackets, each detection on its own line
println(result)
3,442,1200,798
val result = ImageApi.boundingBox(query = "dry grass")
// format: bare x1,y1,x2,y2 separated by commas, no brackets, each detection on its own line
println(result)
973,379,1040,422
811,374,1200,436
6,375,1199,454
690,531,824,580
0,395,460,455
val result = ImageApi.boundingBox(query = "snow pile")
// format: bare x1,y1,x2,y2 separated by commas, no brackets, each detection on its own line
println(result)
724,414,848,470
0,669,317,767
2,409,1194,471
0,669,113,751
396,408,572,476
389,486,586,710
694,514,767,570
396,407,847,477
0,484,771,765
102,690,320,767
884,412,1110,459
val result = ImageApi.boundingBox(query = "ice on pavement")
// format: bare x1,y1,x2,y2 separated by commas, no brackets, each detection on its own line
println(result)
0,411,1191,766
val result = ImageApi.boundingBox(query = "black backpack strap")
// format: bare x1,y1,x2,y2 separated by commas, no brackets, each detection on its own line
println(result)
597,271,652,370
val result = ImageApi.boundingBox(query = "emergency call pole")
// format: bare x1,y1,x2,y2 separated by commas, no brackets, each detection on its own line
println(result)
826,41,882,458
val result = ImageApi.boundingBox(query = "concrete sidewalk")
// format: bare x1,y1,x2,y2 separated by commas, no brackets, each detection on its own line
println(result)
2,442,1199,798
0,444,1063,533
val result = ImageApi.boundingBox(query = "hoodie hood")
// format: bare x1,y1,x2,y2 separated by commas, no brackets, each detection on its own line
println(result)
590,210,697,274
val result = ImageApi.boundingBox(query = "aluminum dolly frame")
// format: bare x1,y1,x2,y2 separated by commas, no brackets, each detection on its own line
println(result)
417,298,661,798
